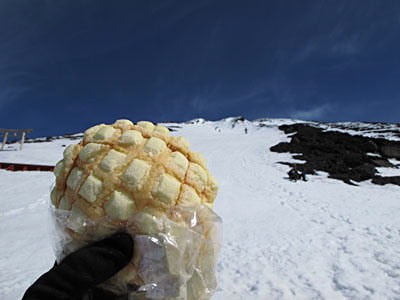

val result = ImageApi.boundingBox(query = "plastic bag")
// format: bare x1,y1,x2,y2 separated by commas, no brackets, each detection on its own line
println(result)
50,201,222,300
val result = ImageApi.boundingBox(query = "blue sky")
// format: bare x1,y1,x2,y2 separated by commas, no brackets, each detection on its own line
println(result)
1,0,399,137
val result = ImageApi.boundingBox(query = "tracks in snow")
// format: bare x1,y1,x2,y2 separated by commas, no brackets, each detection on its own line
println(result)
205,127,400,299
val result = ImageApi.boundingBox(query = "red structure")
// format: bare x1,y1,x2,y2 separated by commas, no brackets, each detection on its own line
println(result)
0,162,54,172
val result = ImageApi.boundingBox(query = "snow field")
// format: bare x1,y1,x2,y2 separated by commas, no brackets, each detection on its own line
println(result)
0,119,399,299
173,121,400,299
0,171,54,300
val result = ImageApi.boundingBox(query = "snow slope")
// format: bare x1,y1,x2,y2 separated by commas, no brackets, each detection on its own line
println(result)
1,119,399,299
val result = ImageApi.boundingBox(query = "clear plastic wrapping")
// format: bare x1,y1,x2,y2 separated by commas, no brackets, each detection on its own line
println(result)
50,202,223,300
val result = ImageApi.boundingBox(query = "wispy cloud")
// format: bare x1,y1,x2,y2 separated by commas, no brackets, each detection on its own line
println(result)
290,104,333,121
0,86,28,111
0,68,38,112
294,33,362,63
330,34,360,56
189,95,209,113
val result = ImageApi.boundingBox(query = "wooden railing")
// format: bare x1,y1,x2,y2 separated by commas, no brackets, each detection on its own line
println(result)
0,129,32,151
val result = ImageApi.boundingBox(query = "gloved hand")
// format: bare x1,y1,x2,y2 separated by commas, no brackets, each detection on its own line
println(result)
22,232,134,300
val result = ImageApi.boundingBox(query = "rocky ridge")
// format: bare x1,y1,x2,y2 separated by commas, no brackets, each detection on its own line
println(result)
5,117,400,187
270,123,400,186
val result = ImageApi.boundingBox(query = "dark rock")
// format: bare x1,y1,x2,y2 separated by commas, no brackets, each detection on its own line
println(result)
164,125,181,132
271,123,400,186
367,140,379,151
230,116,247,128
371,159,394,168
372,176,400,186
380,145,400,159
270,142,292,153
349,163,376,182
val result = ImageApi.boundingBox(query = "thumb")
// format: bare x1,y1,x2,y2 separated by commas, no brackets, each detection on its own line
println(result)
22,232,134,300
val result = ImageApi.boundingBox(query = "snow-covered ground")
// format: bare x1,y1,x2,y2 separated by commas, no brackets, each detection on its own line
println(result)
377,165,400,177
1,119,400,299
320,122,400,141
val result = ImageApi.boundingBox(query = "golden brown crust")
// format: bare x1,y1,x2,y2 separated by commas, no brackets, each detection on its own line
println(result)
50,120,219,296
51,120,218,217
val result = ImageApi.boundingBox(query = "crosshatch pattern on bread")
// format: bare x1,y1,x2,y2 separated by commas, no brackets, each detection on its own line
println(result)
51,119,219,224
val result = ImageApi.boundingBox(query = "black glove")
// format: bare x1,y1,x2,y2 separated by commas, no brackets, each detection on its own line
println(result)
22,232,134,300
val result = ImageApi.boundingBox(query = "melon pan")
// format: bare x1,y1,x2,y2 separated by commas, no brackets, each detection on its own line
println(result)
49,119,221,299
50,119,219,223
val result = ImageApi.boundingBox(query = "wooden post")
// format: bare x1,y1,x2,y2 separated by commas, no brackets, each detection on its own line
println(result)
1,132,8,150
0,129,32,151
20,131,26,150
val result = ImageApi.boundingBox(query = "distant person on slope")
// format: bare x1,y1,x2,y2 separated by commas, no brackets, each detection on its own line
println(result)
22,232,133,300
288,164,307,182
